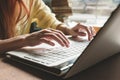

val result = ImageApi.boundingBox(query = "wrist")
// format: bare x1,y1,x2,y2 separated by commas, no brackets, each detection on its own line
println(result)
18,34,30,47
0,35,29,52
56,24,71,35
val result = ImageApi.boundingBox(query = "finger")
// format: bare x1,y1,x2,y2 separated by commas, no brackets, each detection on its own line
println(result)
77,26,91,40
37,29,54,39
39,29,52,34
81,26,94,41
31,29,51,38
43,33,66,47
89,27,96,36
72,23,92,40
77,32,86,36
88,27,95,40
83,26,92,41
71,29,85,36
40,38,55,46
53,32,69,47
38,29,69,47
50,29,70,47
50,29,70,43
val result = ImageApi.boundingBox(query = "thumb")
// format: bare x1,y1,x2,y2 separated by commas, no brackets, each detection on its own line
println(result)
69,29,78,37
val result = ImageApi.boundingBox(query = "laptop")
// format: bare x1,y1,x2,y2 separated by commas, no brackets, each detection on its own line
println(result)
5,5,120,78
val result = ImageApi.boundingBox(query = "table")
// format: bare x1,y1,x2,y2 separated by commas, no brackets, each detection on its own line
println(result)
0,52,120,80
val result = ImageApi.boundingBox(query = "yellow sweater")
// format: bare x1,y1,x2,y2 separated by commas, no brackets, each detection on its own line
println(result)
16,0,61,35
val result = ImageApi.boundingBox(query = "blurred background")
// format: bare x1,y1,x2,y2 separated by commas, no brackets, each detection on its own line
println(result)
43,0,120,27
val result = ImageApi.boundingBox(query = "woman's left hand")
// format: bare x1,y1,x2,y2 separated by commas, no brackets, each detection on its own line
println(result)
57,23,96,41
68,23,96,41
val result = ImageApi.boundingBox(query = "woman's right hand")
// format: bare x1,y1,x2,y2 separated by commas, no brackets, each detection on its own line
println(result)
24,29,70,47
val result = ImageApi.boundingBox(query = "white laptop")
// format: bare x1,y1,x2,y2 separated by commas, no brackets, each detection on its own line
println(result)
5,5,120,78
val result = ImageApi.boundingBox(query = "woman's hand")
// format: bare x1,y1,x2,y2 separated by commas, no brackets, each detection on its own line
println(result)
68,23,96,41
25,29,70,47
57,23,96,41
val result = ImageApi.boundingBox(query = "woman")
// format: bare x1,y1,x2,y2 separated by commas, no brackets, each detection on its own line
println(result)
0,0,96,53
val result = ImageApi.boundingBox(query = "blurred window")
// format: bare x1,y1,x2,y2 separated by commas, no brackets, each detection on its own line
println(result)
65,0,119,27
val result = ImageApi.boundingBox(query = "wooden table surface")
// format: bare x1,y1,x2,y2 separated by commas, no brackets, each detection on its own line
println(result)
0,53,120,80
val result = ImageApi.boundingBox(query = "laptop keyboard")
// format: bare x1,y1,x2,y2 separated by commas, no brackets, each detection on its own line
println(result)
24,41,90,67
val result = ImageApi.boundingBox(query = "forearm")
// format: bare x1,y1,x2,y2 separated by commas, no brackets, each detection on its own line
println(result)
0,35,27,53
56,24,71,35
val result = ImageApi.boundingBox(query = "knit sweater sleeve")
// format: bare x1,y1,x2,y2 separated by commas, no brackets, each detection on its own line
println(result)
30,0,61,29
